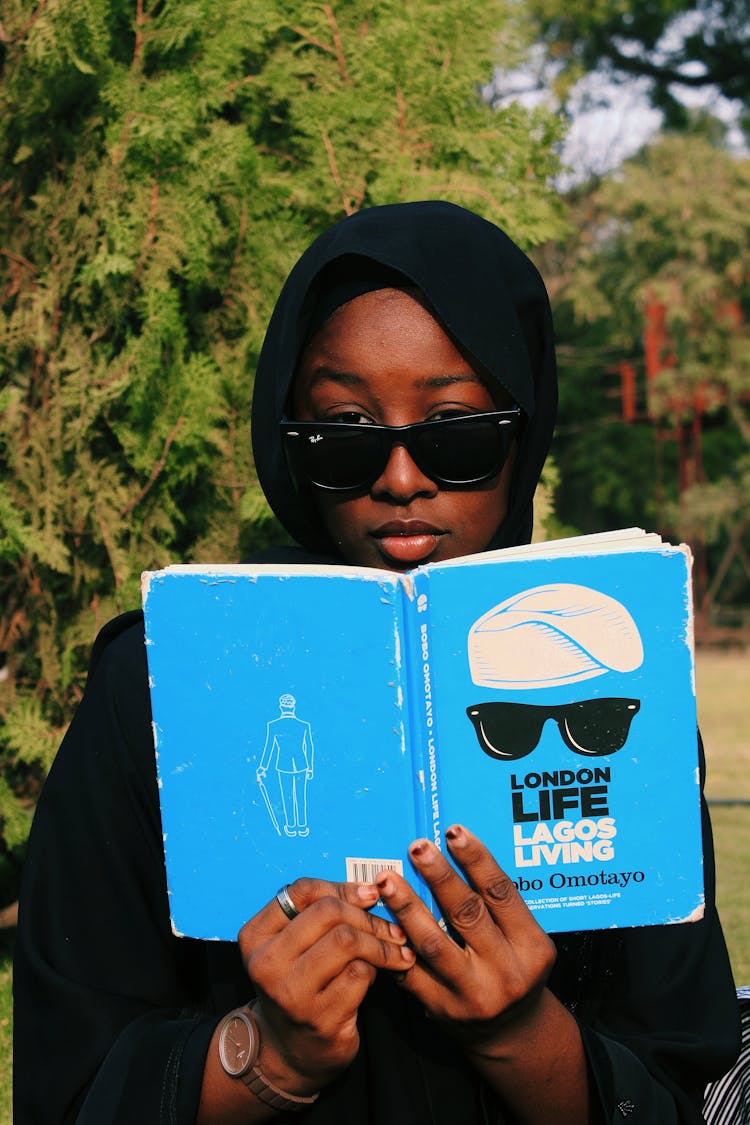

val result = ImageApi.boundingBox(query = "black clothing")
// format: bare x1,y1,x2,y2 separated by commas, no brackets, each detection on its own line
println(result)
251,201,557,553
13,609,741,1124
14,202,740,1122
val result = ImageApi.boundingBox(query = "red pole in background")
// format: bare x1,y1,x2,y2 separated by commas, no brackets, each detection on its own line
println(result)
627,295,750,635
642,296,706,607
619,360,637,423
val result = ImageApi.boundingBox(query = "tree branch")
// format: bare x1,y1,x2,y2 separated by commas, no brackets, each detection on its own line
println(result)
94,504,123,589
323,4,351,85
1,247,38,303
128,178,159,295
602,37,750,94
93,356,133,389
322,132,353,215
11,0,46,43
0,248,37,275
703,519,749,609
727,398,750,445
111,113,135,169
225,74,257,96
133,0,145,67
396,88,407,152
119,416,186,519
291,26,337,58
222,201,247,309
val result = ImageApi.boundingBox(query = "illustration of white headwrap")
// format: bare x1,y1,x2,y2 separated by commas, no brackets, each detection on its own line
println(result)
467,583,644,690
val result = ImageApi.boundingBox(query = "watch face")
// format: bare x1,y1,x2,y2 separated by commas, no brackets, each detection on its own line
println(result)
219,1011,258,1077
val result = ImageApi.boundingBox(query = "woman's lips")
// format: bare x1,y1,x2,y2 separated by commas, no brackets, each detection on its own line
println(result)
371,521,446,565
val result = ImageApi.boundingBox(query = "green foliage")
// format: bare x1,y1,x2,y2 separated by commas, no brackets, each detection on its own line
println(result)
539,130,750,605
0,0,565,899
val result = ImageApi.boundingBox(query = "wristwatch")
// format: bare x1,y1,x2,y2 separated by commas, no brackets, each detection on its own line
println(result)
217,1001,320,1113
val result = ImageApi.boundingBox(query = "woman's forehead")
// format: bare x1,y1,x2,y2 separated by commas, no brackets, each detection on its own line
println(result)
296,290,512,400
292,288,513,410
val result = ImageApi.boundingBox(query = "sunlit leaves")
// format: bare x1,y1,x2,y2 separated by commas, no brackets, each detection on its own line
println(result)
0,0,564,890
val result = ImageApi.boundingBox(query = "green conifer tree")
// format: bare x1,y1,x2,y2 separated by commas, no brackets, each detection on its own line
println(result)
0,0,564,897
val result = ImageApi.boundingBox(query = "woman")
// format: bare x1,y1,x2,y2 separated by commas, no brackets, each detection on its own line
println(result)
14,201,739,1123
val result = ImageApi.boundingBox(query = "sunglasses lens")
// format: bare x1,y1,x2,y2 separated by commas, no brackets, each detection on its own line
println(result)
282,411,519,491
466,703,542,761
288,425,386,490
411,416,514,484
561,698,640,757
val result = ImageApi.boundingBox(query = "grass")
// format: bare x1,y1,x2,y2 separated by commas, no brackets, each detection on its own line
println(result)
711,805,750,983
696,648,750,801
0,647,747,1124
0,937,11,1125
695,647,750,984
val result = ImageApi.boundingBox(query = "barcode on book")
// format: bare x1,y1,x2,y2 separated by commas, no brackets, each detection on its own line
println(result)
346,857,404,883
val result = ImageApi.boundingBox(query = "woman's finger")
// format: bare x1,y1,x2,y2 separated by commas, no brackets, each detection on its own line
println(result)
377,845,556,1031
245,896,415,1004
239,877,380,946
294,918,416,994
442,825,541,944
405,835,501,954
374,865,464,985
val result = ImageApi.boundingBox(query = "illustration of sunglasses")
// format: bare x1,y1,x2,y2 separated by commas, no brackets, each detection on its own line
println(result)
466,698,641,761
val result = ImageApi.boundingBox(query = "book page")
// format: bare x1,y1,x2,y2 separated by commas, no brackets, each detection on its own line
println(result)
413,544,702,931
143,568,416,940
430,528,663,569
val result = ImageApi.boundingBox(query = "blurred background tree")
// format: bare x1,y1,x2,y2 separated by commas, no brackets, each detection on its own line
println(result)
537,124,750,622
0,0,565,904
526,0,750,127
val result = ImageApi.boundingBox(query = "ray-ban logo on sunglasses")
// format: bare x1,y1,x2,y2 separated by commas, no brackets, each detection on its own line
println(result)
466,698,641,762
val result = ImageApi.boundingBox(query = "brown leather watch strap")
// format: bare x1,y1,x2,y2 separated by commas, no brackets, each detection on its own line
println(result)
244,1063,320,1112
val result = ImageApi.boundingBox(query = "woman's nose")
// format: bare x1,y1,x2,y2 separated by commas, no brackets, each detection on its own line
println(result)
370,441,438,502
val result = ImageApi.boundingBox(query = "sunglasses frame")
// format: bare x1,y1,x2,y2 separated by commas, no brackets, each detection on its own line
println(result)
280,409,522,492
466,698,641,762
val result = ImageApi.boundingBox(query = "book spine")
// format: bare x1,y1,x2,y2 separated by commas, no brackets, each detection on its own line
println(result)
403,570,443,855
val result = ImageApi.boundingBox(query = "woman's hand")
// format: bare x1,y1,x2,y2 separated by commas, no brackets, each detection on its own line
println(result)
374,825,555,1049
374,828,594,1125
238,878,415,1090
199,879,415,1122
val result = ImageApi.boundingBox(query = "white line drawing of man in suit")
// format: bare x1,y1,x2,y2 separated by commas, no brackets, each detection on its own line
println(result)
257,694,315,837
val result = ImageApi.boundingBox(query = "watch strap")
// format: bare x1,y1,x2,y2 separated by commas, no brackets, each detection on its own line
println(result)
244,1062,320,1112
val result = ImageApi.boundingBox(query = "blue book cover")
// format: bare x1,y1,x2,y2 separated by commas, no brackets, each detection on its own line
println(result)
142,531,703,940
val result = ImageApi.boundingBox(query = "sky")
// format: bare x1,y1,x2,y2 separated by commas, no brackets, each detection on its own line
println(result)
559,70,746,186
490,14,748,189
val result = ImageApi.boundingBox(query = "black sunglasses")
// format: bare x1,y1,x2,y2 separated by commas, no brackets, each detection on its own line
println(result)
280,409,521,492
466,698,641,762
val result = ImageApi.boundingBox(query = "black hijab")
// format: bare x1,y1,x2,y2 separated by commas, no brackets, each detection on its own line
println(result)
251,201,557,554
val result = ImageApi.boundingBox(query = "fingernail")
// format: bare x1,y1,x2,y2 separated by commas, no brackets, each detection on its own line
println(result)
389,922,406,942
446,825,465,846
409,839,431,861
357,884,379,903
376,874,393,895
400,945,415,962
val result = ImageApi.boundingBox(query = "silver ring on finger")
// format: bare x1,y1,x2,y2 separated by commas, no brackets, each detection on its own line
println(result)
275,884,300,920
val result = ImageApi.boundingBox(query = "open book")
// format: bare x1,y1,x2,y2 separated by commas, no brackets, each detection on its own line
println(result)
142,529,704,940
